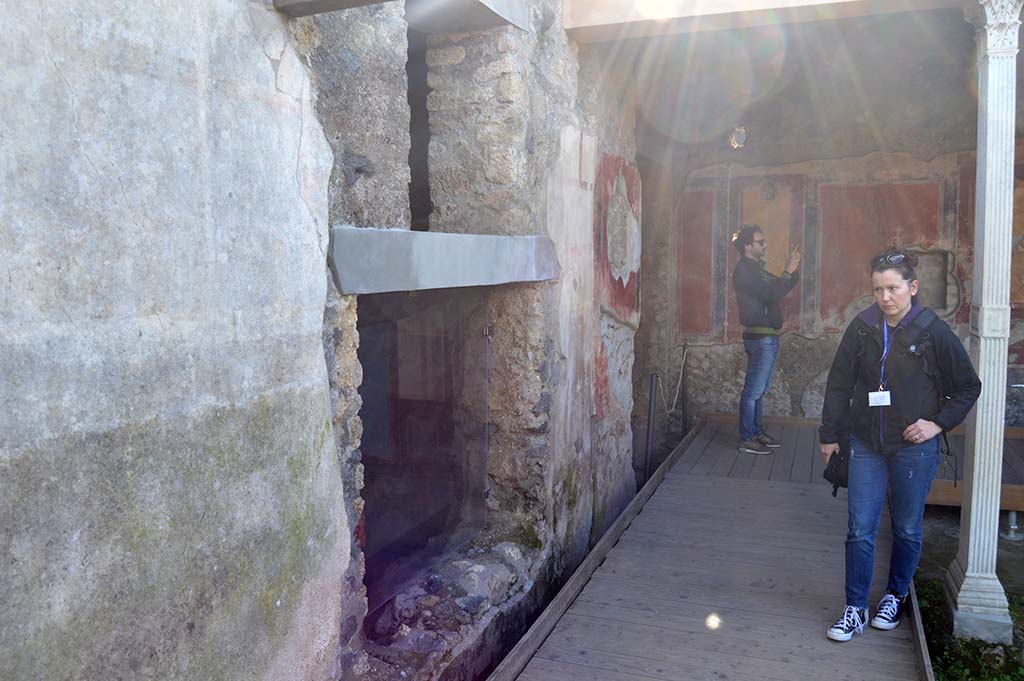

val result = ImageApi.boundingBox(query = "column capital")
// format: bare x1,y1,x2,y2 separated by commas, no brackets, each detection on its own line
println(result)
966,1,1024,54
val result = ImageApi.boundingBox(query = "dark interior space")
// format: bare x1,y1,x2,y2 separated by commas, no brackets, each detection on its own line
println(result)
408,27,432,231
357,288,490,615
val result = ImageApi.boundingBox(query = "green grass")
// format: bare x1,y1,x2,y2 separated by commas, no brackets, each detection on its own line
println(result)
916,579,1024,681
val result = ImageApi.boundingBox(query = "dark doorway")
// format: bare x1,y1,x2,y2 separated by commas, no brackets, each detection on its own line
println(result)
357,288,489,612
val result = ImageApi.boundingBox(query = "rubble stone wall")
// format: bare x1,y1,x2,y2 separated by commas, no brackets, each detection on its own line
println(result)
297,4,412,677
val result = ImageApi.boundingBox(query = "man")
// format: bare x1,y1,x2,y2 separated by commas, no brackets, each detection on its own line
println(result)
732,224,801,455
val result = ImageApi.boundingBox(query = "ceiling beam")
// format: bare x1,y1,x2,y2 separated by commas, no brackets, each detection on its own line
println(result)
275,0,529,32
328,226,558,295
564,0,968,43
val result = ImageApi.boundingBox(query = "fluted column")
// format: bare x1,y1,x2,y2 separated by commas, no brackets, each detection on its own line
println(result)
946,0,1022,644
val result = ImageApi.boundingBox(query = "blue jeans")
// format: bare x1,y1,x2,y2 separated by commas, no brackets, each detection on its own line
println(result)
738,336,780,441
845,434,940,608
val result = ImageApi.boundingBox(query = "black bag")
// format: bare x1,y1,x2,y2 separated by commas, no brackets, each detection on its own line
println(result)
823,432,850,497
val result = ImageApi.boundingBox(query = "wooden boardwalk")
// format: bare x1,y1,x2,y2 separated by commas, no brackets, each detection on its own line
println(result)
498,418,928,681
692,414,1024,510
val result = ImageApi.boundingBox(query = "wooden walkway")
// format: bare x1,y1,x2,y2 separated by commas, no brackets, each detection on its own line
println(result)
693,414,1024,510
494,418,928,681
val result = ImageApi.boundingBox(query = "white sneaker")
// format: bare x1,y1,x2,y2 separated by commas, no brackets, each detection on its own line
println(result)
827,605,867,642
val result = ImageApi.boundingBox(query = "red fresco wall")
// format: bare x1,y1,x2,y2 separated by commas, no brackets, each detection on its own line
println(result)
725,176,805,341
959,158,1024,360
675,190,715,335
593,153,642,419
594,154,642,323
819,183,941,330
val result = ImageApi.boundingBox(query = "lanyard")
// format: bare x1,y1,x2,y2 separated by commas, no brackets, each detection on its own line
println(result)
879,323,891,391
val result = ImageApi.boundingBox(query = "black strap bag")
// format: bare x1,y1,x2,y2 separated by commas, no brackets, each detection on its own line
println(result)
823,432,850,497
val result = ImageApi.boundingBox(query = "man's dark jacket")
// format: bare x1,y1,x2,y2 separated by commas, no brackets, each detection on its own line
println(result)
819,302,981,454
732,256,799,334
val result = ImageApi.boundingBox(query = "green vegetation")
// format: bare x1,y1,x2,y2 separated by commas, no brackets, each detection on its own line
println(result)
916,579,1024,681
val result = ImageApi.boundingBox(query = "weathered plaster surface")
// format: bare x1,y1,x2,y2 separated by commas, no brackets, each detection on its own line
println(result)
1,2,343,680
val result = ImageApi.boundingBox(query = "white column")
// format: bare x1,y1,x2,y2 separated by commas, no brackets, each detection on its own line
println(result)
946,0,1022,644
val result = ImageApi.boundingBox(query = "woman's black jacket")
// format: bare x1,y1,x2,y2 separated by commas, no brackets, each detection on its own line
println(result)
819,303,981,454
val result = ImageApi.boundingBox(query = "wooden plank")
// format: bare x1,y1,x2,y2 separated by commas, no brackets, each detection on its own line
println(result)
671,421,721,474
620,521,861,553
486,417,708,681
595,552,852,594
519,656,656,681
581,572,896,629
541,614,917,678
748,432,777,479
810,424,828,484
925,479,1024,511
710,434,742,478
767,425,798,481
909,581,936,681
534,640,907,681
611,530,860,565
789,425,814,484
687,425,736,477
729,433,759,478
564,601,913,654
577,573,853,624
498,427,922,681
532,645,778,681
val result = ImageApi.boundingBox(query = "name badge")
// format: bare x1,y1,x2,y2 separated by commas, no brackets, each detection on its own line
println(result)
869,391,892,407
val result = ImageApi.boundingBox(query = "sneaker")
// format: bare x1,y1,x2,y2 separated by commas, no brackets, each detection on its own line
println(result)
738,439,772,455
756,432,783,448
827,605,867,642
871,592,906,630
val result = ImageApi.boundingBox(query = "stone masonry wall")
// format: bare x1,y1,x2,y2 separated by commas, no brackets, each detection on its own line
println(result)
409,3,641,677
1,2,345,680
296,4,412,678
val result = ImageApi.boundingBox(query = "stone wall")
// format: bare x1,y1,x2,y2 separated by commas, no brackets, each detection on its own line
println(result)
404,3,641,677
297,5,412,676
1,2,344,680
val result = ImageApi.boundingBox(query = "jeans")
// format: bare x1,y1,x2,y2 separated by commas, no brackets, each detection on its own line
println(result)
738,336,780,441
845,434,940,608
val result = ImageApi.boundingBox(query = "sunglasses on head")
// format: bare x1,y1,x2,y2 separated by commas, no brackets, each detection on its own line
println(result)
873,252,906,266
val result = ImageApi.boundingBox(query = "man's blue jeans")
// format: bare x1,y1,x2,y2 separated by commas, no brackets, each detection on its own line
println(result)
845,434,941,608
738,336,780,441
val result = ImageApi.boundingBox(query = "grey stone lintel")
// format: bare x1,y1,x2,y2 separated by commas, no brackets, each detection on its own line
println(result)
274,0,529,31
328,226,558,295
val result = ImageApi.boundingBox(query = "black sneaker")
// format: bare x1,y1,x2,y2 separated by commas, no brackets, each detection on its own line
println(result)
756,432,783,448
738,439,772,455
827,605,867,642
871,592,906,630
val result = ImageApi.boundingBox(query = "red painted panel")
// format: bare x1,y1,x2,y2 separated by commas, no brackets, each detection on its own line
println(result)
726,176,805,342
593,154,641,324
675,190,714,335
820,183,941,330
956,158,975,324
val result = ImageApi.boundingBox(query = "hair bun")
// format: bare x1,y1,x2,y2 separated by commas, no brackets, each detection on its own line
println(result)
901,251,919,268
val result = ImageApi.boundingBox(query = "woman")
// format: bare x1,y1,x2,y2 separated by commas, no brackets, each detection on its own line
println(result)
819,249,981,642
